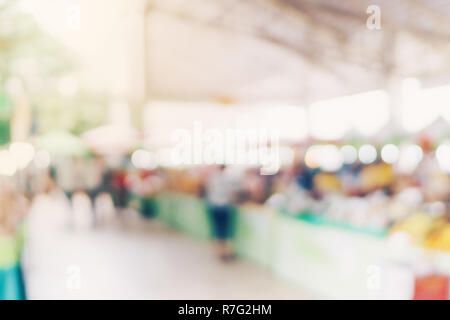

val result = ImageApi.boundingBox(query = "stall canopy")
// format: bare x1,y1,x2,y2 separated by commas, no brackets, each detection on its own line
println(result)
35,130,88,157
19,0,450,143
82,125,139,156
22,0,450,104
143,0,450,104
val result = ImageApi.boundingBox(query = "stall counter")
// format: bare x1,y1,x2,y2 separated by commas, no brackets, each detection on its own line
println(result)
152,192,450,299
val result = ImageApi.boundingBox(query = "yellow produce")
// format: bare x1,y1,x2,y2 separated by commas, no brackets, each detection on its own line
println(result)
390,212,435,245
425,224,450,252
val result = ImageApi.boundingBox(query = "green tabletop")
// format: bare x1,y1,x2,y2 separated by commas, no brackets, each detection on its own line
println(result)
293,212,388,238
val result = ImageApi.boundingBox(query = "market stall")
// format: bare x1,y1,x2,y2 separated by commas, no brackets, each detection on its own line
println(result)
152,191,450,299
155,192,210,241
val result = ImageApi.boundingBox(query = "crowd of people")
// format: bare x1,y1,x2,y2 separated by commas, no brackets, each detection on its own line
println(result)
0,140,449,264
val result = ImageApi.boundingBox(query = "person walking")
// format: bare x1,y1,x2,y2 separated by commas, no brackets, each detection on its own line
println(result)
205,165,238,262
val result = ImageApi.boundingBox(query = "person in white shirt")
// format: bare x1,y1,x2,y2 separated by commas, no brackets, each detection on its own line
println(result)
205,165,238,262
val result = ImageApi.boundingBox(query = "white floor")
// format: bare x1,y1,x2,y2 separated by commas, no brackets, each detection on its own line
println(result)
22,193,311,300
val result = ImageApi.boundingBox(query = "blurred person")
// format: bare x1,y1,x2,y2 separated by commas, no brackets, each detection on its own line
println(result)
416,151,450,202
205,165,238,262
70,158,94,229
294,162,320,199
338,162,362,196
55,157,76,200
131,170,166,219
0,188,17,236
54,157,78,227
237,168,257,203
111,167,129,212
0,184,29,236
85,162,121,225
240,167,275,204
0,187,28,300
270,167,292,194
82,157,105,226
28,167,54,196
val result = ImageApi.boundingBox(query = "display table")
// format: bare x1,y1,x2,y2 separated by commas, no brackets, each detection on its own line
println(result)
156,192,210,241
155,192,277,264
152,192,450,299
275,214,450,299
233,204,278,269
273,214,385,299
0,230,26,300
296,213,387,238
128,193,158,219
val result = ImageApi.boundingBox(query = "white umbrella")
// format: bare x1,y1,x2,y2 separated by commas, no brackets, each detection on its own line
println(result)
82,125,139,155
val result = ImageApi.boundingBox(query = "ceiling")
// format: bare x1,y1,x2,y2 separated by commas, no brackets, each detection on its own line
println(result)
144,0,450,103
9,0,450,104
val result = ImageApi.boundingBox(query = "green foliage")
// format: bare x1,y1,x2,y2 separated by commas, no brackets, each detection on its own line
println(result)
0,0,74,84
0,0,109,136
32,89,109,135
